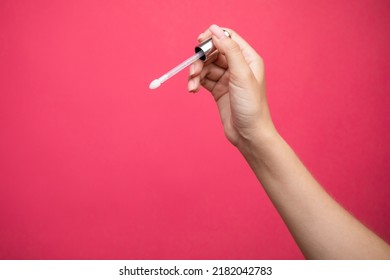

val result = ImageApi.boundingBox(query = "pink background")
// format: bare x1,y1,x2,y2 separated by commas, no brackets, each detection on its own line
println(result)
0,0,389,259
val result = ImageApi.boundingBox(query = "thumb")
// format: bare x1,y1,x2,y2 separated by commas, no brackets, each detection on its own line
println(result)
209,24,252,82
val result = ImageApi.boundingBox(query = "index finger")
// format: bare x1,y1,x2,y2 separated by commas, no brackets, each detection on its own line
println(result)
198,27,255,57
198,25,263,82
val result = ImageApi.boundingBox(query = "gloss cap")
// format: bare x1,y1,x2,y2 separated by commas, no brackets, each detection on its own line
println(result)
194,29,231,61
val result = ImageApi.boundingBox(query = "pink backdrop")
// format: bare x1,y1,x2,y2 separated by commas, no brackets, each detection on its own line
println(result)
0,0,389,259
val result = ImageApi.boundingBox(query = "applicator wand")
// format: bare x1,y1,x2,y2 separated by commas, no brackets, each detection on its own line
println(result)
149,30,231,90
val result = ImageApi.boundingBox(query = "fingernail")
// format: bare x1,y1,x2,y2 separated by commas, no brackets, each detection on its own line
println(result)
210,24,225,39
189,64,195,76
188,79,195,92
197,33,204,41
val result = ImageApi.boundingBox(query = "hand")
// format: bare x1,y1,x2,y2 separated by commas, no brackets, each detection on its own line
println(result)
188,24,276,148
188,25,390,260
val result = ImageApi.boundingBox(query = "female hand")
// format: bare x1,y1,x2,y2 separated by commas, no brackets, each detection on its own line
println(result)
188,24,276,148
188,25,390,260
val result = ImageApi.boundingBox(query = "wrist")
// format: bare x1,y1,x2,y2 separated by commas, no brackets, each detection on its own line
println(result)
236,126,281,164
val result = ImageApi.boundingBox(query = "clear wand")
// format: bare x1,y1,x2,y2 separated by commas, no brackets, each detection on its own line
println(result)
149,51,203,90
149,29,230,90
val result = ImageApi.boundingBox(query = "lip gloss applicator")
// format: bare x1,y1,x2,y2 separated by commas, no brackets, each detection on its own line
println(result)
149,30,231,90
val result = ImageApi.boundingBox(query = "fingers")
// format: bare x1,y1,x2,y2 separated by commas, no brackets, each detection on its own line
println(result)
197,29,212,43
189,59,203,79
199,24,263,83
188,62,227,93
189,24,263,93
188,59,203,93
199,25,261,64
188,73,200,93
201,64,227,81
208,24,253,83
199,78,217,93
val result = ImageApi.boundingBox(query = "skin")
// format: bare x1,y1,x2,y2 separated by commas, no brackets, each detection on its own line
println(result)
188,24,390,259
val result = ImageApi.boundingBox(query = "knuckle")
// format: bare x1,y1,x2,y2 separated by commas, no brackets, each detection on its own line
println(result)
226,40,241,54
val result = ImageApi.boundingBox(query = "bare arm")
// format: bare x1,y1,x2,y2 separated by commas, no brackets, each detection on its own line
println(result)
240,130,390,259
188,24,390,259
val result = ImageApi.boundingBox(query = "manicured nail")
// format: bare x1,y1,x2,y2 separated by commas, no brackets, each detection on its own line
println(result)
188,79,195,92
210,24,225,39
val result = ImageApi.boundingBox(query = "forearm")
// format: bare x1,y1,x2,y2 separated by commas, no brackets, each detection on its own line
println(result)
238,131,390,259
190,24,389,259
